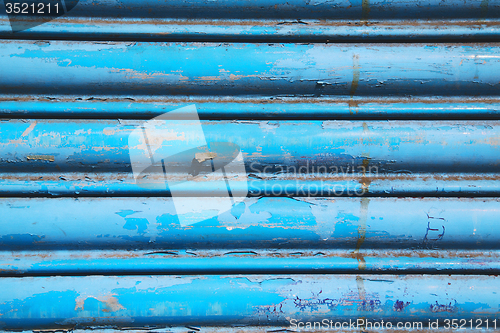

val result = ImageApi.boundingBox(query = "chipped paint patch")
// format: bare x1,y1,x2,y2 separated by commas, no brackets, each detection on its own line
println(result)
26,155,55,162
75,294,125,312
259,121,280,133
21,121,36,137
195,152,217,163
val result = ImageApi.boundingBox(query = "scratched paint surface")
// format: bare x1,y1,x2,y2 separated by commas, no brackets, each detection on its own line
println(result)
0,197,498,250
2,20,500,42
1,120,499,197
1,0,499,42
1,120,499,172
1,0,500,330
0,275,498,330
2,249,500,276
1,0,499,19
1,98,500,119
2,173,499,197
1,42,500,96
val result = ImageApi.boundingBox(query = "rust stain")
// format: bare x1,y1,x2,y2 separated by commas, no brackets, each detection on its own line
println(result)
352,197,369,270
349,54,360,111
480,0,489,20
26,155,55,162
360,157,372,194
361,0,371,22
355,276,367,328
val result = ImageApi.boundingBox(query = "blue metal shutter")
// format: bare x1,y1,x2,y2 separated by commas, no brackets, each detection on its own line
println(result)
0,0,500,330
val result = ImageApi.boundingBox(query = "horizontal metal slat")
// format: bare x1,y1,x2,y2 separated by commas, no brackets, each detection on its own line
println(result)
1,19,499,42
2,173,500,196
2,120,499,173
0,275,498,330
1,97,500,119
1,2,498,329
0,0,500,43
2,250,500,276
0,197,498,250
3,0,499,20
1,0,499,42
2,120,499,196
1,42,500,97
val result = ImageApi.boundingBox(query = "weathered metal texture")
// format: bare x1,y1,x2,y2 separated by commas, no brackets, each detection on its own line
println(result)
2,120,499,172
0,197,498,250
1,41,500,97
0,0,499,41
3,0,499,20
1,120,499,196
1,97,500,119
1,1,499,331
2,249,500,276
1,197,499,275
3,174,500,196
0,275,498,330
1,19,500,42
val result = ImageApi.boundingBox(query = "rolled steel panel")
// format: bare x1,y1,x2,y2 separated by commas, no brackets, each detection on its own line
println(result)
2,173,499,196
1,42,500,96
1,249,500,276
2,0,499,42
3,0,499,20
2,97,500,120
0,274,498,330
1,120,499,173
0,1,499,330
2,119,499,197
1,19,499,42
0,197,498,250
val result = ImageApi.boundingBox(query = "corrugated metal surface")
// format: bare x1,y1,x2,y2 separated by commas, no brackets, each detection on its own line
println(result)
1,0,499,331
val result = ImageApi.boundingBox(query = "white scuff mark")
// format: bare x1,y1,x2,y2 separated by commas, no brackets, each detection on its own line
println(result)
133,122,188,157
195,152,217,163
259,121,280,133
218,197,272,229
75,129,91,135
469,55,500,59
21,121,37,137
309,201,336,240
